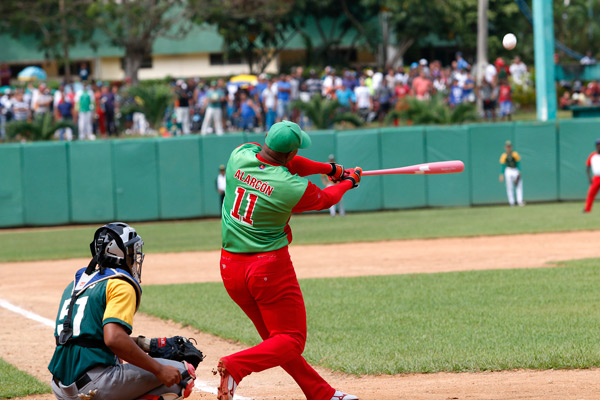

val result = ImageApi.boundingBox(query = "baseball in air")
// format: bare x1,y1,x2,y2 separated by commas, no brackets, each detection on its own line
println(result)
502,33,517,50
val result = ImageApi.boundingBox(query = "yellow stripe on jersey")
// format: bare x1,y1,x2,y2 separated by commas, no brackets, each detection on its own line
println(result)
500,151,520,165
103,279,136,332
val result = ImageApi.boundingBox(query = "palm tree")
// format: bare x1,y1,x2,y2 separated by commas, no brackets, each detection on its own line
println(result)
291,95,364,130
6,113,76,141
385,95,479,125
119,84,174,131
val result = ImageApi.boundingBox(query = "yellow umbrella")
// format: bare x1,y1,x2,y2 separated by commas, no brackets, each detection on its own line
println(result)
229,74,258,86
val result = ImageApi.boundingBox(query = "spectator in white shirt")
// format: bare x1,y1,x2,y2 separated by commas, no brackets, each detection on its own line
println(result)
509,56,528,86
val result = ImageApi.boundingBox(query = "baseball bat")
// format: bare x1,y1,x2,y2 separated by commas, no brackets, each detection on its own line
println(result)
362,160,464,176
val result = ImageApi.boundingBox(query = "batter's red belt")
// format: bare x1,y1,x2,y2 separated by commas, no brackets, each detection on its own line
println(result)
221,246,289,260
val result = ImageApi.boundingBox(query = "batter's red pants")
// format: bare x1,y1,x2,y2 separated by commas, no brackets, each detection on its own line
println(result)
585,176,600,212
219,247,334,400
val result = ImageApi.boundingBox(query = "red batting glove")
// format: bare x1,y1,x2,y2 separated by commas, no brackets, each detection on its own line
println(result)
342,167,362,188
327,163,344,183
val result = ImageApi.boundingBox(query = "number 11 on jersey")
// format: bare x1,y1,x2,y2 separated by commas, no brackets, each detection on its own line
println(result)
231,187,258,225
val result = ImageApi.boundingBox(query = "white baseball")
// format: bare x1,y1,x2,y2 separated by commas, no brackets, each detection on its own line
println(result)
502,33,517,50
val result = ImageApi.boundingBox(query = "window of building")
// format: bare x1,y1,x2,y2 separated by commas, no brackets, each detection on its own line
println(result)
120,56,153,70
209,52,243,65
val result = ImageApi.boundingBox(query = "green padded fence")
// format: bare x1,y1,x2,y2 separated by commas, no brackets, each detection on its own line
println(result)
4,119,600,228
425,126,471,207
112,139,160,221
379,127,426,209
336,129,382,211
22,142,70,225
156,136,204,220
558,119,600,201
514,121,558,202
69,141,115,223
0,144,24,227
468,123,515,205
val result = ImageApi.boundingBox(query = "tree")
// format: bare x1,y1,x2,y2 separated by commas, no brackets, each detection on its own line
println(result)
190,0,297,74
0,0,92,82
293,0,381,68
87,0,194,84
119,84,174,131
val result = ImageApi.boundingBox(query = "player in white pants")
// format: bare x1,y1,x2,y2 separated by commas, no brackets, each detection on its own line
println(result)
499,140,524,206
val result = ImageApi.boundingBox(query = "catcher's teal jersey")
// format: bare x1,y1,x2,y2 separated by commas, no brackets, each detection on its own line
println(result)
221,143,308,253
48,274,138,386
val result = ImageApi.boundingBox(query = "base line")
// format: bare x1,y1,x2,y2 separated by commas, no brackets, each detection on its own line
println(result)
0,297,251,399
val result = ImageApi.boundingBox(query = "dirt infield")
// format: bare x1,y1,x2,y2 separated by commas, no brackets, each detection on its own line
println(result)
3,230,600,400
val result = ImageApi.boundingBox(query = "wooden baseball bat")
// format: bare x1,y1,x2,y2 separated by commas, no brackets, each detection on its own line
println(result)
362,160,464,176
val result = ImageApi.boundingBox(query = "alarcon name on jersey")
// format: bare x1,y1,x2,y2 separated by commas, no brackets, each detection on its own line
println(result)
234,169,274,197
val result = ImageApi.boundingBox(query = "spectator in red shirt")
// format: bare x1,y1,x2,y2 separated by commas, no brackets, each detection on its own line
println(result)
498,78,513,121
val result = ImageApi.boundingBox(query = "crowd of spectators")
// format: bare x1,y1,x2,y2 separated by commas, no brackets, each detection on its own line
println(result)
0,53,534,141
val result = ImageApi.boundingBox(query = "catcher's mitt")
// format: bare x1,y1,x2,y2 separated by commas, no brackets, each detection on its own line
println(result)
146,336,205,368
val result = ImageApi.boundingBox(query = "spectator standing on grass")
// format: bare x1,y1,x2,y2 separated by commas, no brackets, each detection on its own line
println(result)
236,91,261,132
448,80,463,108
485,62,497,85
305,70,322,99
201,81,224,135
334,84,355,113
412,70,432,100
76,83,95,140
509,56,528,86
175,80,192,135
102,85,117,136
262,79,277,131
354,77,372,122
479,79,498,121
55,93,74,141
275,74,292,122
11,90,30,122
33,84,52,118
498,78,513,121
462,71,476,103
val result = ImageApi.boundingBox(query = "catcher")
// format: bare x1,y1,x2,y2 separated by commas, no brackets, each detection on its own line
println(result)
48,222,204,400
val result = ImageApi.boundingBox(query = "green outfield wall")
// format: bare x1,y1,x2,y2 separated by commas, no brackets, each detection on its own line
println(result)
1,119,598,227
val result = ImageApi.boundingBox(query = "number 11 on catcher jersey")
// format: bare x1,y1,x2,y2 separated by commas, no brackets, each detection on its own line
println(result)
230,187,258,226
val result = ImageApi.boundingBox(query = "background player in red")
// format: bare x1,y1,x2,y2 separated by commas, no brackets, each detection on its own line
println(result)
584,139,600,212
217,120,361,400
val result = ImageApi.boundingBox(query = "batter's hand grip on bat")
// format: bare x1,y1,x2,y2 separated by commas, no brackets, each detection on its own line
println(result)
362,161,464,176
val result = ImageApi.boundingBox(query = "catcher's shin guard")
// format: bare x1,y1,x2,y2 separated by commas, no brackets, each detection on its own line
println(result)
216,360,237,400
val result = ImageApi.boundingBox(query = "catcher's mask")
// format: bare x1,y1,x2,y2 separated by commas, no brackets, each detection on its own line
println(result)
89,222,145,282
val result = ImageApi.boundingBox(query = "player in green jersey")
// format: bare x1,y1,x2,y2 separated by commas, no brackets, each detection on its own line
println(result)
48,222,196,400
217,121,362,400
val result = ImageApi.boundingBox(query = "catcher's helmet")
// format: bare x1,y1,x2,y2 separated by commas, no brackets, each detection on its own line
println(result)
90,222,145,282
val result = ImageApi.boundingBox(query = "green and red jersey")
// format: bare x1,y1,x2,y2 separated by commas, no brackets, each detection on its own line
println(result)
221,143,352,253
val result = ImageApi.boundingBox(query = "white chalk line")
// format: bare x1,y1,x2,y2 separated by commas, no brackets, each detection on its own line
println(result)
0,297,251,399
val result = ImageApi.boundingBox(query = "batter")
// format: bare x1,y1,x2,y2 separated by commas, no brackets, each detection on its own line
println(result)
217,121,361,400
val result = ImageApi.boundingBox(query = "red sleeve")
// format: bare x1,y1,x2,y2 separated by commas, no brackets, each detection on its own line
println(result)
587,153,594,167
292,180,353,213
286,156,332,177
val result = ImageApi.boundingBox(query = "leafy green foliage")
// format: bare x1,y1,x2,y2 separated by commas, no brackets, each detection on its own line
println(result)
142,261,600,374
119,85,173,130
0,358,50,398
385,95,478,125
291,95,364,129
87,0,194,84
190,0,297,73
5,113,76,142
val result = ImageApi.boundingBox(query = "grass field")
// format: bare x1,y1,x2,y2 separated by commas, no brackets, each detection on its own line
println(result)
142,258,600,375
0,358,50,398
0,202,595,262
